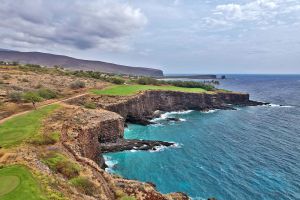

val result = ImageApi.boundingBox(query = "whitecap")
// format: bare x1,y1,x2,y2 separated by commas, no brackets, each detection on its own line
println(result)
149,145,168,153
201,109,218,113
149,142,183,153
103,155,118,173
151,110,193,122
266,104,293,108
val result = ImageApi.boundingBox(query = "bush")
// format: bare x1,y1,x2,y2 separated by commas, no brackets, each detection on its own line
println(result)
37,88,57,99
84,102,96,109
166,80,215,91
21,78,29,82
25,64,41,68
29,132,60,145
109,77,125,85
2,74,11,80
23,91,43,104
69,177,95,195
42,152,80,179
115,189,136,200
135,77,160,85
8,91,22,102
70,80,86,89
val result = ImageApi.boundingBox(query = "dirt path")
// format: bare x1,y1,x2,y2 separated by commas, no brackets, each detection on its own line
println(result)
0,92,88,124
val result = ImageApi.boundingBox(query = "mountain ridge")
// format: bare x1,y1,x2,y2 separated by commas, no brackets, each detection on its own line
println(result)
0,50,163,77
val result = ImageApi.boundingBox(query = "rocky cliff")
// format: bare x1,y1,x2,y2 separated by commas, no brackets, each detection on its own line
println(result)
78,90,261,124
61,108,124,166
63,90,262,200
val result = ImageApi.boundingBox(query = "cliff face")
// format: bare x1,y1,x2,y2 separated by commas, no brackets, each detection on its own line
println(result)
92,91,253,121
62,108,124,166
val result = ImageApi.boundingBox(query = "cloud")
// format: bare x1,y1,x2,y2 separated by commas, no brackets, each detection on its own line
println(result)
0,0,147,51
206,0,300,27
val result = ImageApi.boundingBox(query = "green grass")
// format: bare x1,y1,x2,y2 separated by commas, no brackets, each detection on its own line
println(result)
0,104,60,148
0,165,46,200
90,84,208,96
42,152,80,179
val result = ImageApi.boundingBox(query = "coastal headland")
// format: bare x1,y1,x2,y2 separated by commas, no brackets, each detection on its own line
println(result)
0,64,264,200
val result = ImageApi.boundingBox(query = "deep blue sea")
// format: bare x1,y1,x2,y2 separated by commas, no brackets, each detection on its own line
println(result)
104,75,300,200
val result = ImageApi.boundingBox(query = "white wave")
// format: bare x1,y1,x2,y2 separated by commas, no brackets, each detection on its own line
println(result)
149,142,183,153
201,109,218,113
149,145,168,153
171,142,183,148
103,155,118,173
179,118,186,121
191,197,206,200
267,104,293,108
151,110,193,122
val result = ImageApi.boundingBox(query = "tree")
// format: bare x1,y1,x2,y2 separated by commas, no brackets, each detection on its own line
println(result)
23,92,43,109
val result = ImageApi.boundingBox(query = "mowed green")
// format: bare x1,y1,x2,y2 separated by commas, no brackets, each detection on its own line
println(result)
90,84,208,96
0,104,60,148
0,165,46,200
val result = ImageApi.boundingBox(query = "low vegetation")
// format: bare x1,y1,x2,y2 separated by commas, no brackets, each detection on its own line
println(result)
70,80,86,89
69,176,95,195
84,102,96,109
28,132,60,146
0,104,60,148
133,77,216,91
42,152,80,179
115,189,136,200
0,165,46,200
91,85,208,96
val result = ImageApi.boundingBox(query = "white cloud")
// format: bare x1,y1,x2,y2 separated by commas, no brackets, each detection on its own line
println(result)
208,0,300,27
0,0,147,51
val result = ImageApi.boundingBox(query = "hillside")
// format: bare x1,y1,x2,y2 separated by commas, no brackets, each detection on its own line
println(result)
0,50,163,77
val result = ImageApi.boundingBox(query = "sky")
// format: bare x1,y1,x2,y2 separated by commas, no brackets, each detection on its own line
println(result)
0,0,300,74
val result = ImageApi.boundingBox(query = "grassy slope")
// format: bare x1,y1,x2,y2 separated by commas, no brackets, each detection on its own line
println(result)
0,104,60,148
0,165,46,200
90,85,208,96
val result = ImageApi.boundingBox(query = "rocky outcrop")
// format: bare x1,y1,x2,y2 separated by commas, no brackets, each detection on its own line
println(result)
61,108,124,166
100,139,174,153
82,90,263,124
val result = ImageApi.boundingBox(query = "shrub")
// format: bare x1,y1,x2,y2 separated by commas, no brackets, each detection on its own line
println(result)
2,74,11,80
84,102,96,109
21,78,29,82
29,132,60,145
120,196,136,200
25,64,41,68
115,189,136,200
35,84,43,89
69,177,95,195
23,91,43,108
135,77,160,85
42,152,80,179
166,80,215,91
109,77,125,85
70,80,85,89
37,88,57,99
8,91,22,102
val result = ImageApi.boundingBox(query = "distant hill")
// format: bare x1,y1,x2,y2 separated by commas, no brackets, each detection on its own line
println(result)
0,50,163,77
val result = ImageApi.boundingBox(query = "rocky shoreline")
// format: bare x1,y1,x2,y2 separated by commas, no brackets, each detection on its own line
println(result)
100,139,174,153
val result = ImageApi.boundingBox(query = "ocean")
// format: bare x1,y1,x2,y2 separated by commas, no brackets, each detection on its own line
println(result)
104,75,300,200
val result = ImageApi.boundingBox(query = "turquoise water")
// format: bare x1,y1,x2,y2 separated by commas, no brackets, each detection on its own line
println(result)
104,75,300,200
